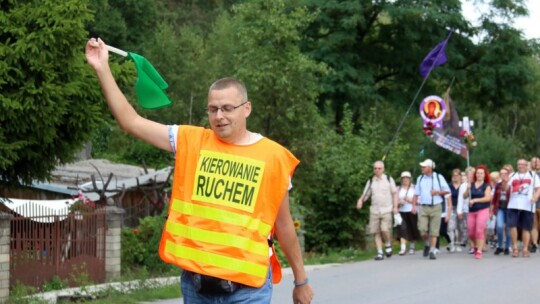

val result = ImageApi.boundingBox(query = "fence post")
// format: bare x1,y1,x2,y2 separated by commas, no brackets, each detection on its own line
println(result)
104,203,125,281
0,212,12,302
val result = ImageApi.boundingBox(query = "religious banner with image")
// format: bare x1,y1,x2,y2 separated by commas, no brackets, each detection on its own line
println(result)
420,95,447,138
431,90,468,158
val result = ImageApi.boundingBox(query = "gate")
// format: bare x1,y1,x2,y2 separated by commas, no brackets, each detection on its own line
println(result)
9,204,107,289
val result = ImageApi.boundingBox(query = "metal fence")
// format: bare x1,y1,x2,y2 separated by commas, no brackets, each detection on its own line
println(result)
9,203,107,289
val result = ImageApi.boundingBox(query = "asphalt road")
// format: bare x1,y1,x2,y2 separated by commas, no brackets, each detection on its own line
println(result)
144,249,539,304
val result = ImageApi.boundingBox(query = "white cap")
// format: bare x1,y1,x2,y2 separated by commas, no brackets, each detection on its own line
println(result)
400,171,412,178
419,159,435,168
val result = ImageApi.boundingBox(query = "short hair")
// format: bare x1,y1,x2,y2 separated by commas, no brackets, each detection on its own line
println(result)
208,77,248,101
452,168,461,176
373,160,385,168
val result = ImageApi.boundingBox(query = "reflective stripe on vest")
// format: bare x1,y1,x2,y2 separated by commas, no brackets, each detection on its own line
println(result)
162,199,272,286
158,126,299,288
170,198,272,241
164,241,268,279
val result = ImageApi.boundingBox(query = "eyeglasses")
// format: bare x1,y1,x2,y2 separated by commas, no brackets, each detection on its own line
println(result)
206,101,248,115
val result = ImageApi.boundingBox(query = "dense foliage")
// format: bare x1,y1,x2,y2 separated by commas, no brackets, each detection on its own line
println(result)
2,0,539,252
0,0,99,184
0,0,135,184
121,213,177,274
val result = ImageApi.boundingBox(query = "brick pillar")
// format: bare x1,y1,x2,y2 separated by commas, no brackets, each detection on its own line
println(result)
104,205,125,281
0,212,12,303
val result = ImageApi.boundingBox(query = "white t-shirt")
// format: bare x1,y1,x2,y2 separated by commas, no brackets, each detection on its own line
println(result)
398,185,414,212
441,194,451,218
167,125,263,155
508,171,540,212
456,183,469,214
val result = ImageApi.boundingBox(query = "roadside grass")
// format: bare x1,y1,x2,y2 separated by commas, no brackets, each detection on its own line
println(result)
10,242,425,303
56,284,182,304
72,247,377,303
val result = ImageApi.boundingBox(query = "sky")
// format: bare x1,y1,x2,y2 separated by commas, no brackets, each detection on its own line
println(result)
461,0,540,39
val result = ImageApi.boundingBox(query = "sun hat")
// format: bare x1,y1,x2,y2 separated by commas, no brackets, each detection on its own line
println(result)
419,159,435,168
400,171,412,179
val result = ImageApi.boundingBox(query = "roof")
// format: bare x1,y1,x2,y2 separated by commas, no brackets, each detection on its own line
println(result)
51,159,170,186
2,159,172,220
6,159,172,202
3,198,78,223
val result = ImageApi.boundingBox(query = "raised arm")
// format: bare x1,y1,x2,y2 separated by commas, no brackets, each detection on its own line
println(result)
85,38,172,152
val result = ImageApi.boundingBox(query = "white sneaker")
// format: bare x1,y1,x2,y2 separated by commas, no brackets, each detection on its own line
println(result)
455,246,462,252
450,245,456,253
434,248,440,255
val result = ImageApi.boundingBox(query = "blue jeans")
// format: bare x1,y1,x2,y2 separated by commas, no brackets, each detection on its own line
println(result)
181,268,273,304
497,209,511,249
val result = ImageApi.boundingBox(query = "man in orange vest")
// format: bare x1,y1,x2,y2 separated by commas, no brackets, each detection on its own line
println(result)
86,38,313,304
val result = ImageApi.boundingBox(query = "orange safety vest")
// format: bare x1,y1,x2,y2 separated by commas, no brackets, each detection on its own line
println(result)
158,126,299,288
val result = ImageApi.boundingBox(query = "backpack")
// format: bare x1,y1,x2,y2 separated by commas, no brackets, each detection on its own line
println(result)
418,172,447,212
364,174,393,198
510,170,535,180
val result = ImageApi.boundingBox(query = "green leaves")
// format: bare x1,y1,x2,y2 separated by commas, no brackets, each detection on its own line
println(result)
0,0,105,184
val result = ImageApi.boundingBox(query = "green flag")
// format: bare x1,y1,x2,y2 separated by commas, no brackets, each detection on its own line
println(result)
108,46,172,109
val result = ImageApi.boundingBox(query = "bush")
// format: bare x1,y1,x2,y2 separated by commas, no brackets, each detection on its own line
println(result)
121,212,178,275
296,106,410,252
42,276,67,292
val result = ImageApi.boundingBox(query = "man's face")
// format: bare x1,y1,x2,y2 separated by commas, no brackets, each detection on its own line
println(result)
373,164,384,177
207,86,251,144
421,166,432,174
517,160,528,173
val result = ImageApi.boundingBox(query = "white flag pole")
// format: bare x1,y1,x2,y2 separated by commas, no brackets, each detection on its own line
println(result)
106,45,128,57
89,40,128,57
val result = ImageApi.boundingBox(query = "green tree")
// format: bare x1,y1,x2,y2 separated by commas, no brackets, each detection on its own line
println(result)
300,0,538,153
87,0,158,52
469,124,522,169
297,106,410,251
0,0,129,184
75,0,540,252
224,0,329,157
135,0,329,160
141,22,213,127
301,0,469,127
